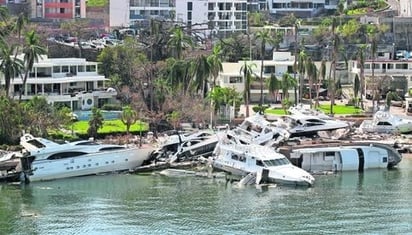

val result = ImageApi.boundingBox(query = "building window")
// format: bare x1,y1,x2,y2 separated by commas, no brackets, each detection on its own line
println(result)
53,66,60,73
62,66,69,73
86,65,96,72
229,76,242,83
60,8,65,14
187,2,192,11
208,3,215,10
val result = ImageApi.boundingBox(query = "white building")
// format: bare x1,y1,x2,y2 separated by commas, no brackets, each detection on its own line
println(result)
399,0,412,17
175,0,248,38
218,52,296,103
110,0,176,28
267,0,338,17
0,55,118,111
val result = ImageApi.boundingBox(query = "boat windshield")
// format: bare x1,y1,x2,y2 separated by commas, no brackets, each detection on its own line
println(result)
263,158,290,167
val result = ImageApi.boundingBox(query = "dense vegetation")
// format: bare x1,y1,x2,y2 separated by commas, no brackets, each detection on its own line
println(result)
0,1,393,144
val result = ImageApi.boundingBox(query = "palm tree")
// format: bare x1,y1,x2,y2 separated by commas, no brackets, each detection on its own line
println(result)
192,55,211,98
281,72,297,113
121,106,138,136
266,73,281,104
305,57,317,108
240,61,256,117
167,26,192,60
207,45,223,127
329,17,340,116
297,49,307,103
315,59,327,108
255,28,275,111
293,18,301,105
87,107,104,140
0,44,23,96
19,30,47,102
356,44,366,110
353,74,360,107
207,44,223,87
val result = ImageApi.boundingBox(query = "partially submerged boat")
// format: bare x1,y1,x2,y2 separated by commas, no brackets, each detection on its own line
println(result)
211,140,315,187
281,142,402,173
19,134,153,182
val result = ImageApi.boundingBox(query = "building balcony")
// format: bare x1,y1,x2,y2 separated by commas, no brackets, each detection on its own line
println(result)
44,2,73,8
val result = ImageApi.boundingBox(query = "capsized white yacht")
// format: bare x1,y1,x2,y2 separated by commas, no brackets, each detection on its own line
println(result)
211,140,315,187
288,103,333,120
148,130,218,162
358,110,412,134
271,114,350,138
19,134,153,182
282,142,402,173
234,114,290,146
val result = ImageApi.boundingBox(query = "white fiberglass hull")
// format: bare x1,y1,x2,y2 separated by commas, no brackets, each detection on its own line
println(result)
212,161,314,187
28,147,153,182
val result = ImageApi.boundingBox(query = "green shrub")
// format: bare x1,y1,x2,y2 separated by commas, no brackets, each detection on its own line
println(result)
252,105,270,113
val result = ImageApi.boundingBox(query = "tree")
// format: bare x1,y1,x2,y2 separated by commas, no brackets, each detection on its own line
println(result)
255,28,275,111
167,26,193,59
240,61,256,117
297,49,307,103
353,74,360,107
281,73,297,113
87,107,104,139
305,57,317,108
207,44,223,87
121,106,138,136
0,44,23,96
60,19,91,58
20,30,47,102
293,18,301,105
356,44,366,110
192,54,211,98
167,110,181,130
315,59,327,108
266,73,281,104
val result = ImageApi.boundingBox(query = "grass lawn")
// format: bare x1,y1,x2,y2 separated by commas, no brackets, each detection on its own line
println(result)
265,104,363,116
72,120,149,135
86,0,108,7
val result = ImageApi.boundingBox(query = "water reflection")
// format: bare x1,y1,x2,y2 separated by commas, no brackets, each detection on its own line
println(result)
0,158,411,234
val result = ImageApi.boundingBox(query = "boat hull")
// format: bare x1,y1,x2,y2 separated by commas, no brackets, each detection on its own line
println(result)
27,147,153,182
212,161,313,187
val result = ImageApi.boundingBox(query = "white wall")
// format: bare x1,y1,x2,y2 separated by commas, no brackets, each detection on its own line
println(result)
110,0,130,28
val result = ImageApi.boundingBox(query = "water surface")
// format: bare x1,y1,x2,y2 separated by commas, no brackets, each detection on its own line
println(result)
1,158,411,235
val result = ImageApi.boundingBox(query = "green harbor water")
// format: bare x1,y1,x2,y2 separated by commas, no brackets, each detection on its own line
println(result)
1,158,411,235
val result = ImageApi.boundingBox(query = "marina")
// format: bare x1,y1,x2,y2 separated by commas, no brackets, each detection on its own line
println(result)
0,157,411,234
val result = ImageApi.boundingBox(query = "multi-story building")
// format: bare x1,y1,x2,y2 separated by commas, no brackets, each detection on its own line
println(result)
267,0,338,17
0,55,117,110
31,0,86,20
349,56,410,111
176,0,248,38
218,52,296,103
247,0,267,11
110,0,176,28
